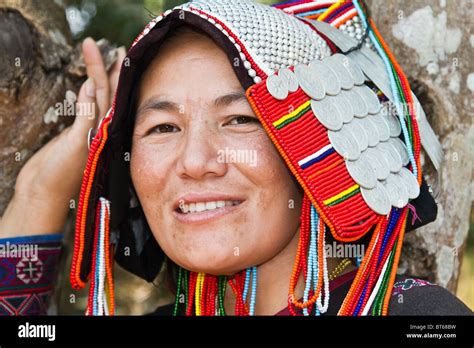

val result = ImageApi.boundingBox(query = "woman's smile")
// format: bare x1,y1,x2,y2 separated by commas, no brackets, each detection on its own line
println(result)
172,192,246,224
173,199,246,224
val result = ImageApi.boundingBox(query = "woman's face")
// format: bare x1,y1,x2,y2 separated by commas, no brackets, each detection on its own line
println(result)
131,29,302,275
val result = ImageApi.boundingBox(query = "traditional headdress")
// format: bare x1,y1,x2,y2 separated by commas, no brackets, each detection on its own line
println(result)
70,0,441,316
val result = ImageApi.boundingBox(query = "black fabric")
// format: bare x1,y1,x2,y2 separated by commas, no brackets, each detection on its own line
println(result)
324,275,472,316
405,176,438,232
388,281,473,316
114,204,166,282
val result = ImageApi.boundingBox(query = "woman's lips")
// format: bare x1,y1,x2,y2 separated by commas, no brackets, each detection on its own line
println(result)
173,200,245,224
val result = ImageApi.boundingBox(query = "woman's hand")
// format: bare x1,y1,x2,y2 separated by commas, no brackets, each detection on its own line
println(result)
0,38,126,238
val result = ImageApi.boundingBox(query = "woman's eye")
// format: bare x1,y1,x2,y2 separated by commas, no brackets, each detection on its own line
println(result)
228,116,261,125
149,124,180,134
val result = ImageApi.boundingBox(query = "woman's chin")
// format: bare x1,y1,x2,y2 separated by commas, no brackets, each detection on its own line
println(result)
173,249,253,276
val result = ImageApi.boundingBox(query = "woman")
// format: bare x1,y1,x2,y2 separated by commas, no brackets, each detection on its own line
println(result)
0,0,471,316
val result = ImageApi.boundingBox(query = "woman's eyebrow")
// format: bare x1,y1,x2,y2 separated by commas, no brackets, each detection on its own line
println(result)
213,91,247,107
136,99,180,120
136,91,248,121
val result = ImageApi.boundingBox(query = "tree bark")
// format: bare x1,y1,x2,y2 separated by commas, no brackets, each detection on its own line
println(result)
0,0,117,216
366,0,473,292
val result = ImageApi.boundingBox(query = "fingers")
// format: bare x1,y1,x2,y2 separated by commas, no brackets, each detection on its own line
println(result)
71,77,97,137
82,38,110,120
109,46,126,106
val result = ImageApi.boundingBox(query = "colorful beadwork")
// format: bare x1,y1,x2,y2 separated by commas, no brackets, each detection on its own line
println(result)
329,258,352,281
86,197,114,316
172,267,257,316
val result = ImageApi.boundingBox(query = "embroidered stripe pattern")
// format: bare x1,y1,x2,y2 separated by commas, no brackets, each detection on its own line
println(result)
298,144,335,169
323,184,360,206
273,100,311,129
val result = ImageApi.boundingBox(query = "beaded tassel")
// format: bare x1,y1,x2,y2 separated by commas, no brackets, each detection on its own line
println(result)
71,117,111,290
173,267,257,316
288,195,330,316
86,197,114,316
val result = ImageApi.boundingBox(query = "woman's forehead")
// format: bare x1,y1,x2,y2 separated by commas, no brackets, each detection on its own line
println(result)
138,30,243,106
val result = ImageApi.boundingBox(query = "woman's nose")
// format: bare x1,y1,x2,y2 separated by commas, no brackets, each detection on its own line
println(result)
176,122,228,180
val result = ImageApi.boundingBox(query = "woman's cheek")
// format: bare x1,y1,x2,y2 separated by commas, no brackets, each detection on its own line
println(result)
131,142,172,209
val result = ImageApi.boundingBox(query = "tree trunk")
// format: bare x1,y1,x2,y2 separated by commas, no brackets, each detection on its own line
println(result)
366,0,473,292
0,0,117,215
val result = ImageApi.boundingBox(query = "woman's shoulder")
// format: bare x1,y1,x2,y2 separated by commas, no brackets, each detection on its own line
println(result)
388,275,472,315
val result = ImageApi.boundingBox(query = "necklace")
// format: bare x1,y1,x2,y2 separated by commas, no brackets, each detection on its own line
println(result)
329,258,353,281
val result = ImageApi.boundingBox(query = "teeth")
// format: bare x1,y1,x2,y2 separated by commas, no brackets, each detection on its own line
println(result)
178,200,240,214
206,201,217,210
196,202,206,212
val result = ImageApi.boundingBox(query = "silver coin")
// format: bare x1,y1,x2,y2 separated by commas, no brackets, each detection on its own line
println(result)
369,112,390,142
362,147,390,181
354,85,381,114
382,107,402,138
266,74,288,100
382,175,403,208
340,55,366,85
279,68,299,93
381,176,399,208
398,167,420,199
343,89,368,117
360,117,380,147
309,59,341,96
377,141,403,173
311,98,343,131
345,155,377,189
360,181,392,215
386,174,409,208
330,53,365,85
324,54,354,90
389,137,410,166
347,118,369,151
330,94,353,124
328,127,361,161
294,64,326,100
